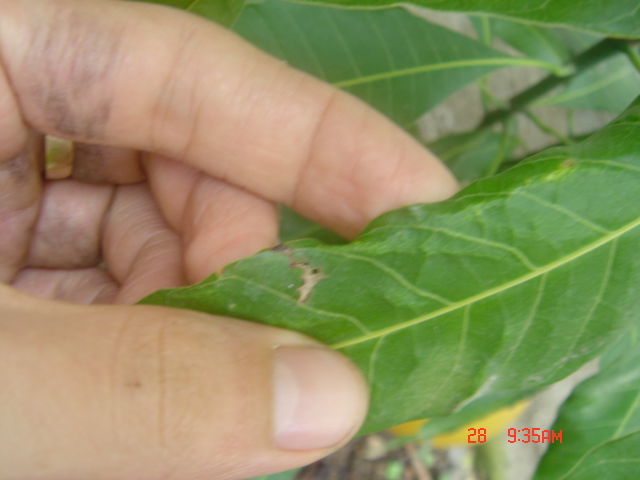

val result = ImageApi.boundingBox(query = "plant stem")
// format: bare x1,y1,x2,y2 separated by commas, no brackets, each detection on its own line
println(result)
479,39,628,129
623,43,640,73
478,18,495,113
567,109,575,138
524,110,575,146
484,118,515,177
480,15,492,47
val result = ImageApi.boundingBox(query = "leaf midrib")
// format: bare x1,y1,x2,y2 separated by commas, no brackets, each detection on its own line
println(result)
555,431,640,480
331,211,640,350
332,57,562,88
185,0,200,10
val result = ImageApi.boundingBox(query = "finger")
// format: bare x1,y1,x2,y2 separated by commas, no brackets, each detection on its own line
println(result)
145,156,279,283
11,267,118,303
0,133,43,282
25,179,113,269
73,143,145,184
102,183,186,304
0,285,368,479
1,0,458,238
0,44,28,160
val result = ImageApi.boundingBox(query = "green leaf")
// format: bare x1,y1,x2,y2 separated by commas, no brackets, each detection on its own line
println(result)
428,129,520,184
248,469,299,480
232,0,546,126
471,17,571,68
299,0,640,39
140,97,640,434
551,29,603,56
418,390,533,439
535,53,640,113
533,330,640,480
138,0,245,27
541,433,640,480
279,206,347,245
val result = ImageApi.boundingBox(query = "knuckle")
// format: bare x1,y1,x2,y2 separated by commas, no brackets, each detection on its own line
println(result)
110,310,242,474
108,313,188,468
18,1,122,139
149,25,202,159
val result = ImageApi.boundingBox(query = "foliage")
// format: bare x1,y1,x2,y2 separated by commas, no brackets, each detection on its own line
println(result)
533,329,640,480
136,0,245,26
138,0,640,477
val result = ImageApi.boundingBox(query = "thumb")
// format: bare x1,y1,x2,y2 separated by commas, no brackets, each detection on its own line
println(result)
0,285,368,480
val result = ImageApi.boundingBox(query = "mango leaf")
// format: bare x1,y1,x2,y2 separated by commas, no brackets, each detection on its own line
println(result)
470,17,604,61
428,129,520,184
299,0,640,39
537,433,640,480
140,97,640,434
533,330,640,479
470,16,570,68
416,390,533,440
551,29,603,56
249,469,299,480
535,53,640,114
279,206,347,245
232,0,547,126
140,0,245,27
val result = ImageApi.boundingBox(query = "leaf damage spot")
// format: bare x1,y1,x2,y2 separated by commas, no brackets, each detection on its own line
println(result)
543,158,579,182
296,265,328,304
272,244,328,304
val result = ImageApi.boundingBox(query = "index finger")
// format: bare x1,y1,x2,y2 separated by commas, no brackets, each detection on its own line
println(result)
0,0,457,237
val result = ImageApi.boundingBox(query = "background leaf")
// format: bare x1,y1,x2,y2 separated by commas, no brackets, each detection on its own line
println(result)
138,0,246,26
141,97,640,434
470,16,571,68
279,206,347,245
428,129,520,184
248,469,299,480
535,52,640,113
232,0,538,126
298,0,640,39
533,330,640,479
417,390,533,440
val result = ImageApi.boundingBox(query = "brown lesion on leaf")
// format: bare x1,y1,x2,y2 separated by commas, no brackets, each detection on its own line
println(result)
271,244,293,254
295,264,327,304
561,158,578,168
272,244,328,304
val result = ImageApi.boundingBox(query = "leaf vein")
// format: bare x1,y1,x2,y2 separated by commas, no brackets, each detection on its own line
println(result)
426,305,471,400
408,224,539,271
223,274,372,334
541,239,617,383
516,191,612,235
367,336,385,385
332,57,556,88
613,383,640,438
496,273,547,374
319,249,454,304
331,213,640,350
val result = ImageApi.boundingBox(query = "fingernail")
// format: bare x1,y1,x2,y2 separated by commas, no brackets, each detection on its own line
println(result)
273,346,368,451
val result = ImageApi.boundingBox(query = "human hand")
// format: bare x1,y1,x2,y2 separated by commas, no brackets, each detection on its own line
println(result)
0,0,458,478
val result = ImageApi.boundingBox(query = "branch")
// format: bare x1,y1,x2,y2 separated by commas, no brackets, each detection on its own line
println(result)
479,39,628,129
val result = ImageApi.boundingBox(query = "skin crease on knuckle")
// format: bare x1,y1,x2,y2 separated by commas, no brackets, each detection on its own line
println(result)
13,1,123,141
107,309,281,479
0,297,282,479
0,136,42,282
